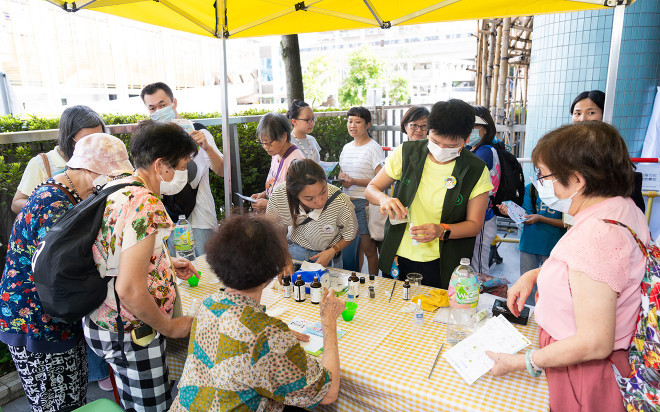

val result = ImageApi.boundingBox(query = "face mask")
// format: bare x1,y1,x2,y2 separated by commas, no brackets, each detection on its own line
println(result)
534,178,579,214
160,168,188,195
150,105,176,122
87,173,109,191
428,139,462,163
468,129,481,147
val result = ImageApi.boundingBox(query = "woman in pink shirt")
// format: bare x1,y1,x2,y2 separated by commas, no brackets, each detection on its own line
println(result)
487,122,651,411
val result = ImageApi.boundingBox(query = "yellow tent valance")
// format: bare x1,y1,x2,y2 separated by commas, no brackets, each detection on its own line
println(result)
45,0,617,39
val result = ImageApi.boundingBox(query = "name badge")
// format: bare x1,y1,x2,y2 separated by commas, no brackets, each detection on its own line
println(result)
321,225,335,234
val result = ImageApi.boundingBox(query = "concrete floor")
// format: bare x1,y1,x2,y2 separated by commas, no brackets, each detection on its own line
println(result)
3,224,524,411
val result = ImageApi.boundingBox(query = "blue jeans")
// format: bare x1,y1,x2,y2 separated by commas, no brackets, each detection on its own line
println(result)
519,252,548,306
350,198,369,236
288,242,343,269
87,345,109,381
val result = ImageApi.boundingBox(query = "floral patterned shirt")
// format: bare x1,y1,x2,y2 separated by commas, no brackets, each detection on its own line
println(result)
170,291,331,412
0,181,82,353
88,176,175,332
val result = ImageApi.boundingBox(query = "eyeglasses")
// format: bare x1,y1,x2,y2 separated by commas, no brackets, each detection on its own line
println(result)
257,139,274,147
535,168,554,184
295,117,317,124
407,123,428,131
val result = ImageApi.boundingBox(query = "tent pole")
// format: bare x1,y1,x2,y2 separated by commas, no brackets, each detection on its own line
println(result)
220,36,233,217
603,4,625,124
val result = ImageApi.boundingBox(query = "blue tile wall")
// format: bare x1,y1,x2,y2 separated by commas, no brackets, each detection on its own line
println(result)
525,0,660,160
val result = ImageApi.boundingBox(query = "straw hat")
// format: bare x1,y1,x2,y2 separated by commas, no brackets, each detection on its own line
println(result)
66,133,133,175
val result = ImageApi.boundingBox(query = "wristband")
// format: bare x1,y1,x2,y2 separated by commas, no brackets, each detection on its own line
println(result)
525,349,542,377
529,349,542,372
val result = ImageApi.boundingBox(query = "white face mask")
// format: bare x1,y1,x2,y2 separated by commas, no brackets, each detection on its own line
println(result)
150,105,176,122
534,178,579,214
468,129,481,147
160,168,188,195
428,139,462,163
87,173,109,191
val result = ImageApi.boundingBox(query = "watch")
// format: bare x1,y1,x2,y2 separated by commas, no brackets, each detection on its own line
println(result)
327,244,342,259
439,223,451,241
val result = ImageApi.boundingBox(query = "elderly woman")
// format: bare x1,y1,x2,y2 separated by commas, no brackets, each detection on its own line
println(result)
11,105,106,214
83,121,198,411
267,159,358,269
171,214,344,411
487,122,651,411
251,112,305,211
0,133,131,411
401,105,430,141
365,99,493,289
468,107,501,275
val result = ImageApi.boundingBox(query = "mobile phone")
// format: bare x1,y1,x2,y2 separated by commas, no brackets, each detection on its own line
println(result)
492,298,530,325
131,324,158,346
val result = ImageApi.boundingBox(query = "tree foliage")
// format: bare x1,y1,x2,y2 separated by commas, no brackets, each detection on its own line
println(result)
303,55,336,107
338,47,383,107
388,75,410,105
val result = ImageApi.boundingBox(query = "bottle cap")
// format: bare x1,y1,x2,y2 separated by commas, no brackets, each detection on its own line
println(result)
369,274,375,281
360,277,365,284
404,280,410,285
460,257,470,266
179,215,186,220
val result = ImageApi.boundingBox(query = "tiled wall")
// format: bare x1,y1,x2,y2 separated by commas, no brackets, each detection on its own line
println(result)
525,0,660,159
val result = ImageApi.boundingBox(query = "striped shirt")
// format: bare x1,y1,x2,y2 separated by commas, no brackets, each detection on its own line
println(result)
339,139,385,198
266,183,358,251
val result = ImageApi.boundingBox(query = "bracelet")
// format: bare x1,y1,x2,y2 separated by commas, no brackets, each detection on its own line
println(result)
529,349,542,372
525,350,542,377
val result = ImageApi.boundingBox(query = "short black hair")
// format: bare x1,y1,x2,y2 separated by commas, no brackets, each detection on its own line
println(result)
570,90,605,115
473,105,497,148
129,120,197,169
257,112,291,143
427,99,475,141
400,106,429,134
206,214,289,290
140,82,174,102
347,106,371,124
287,99,310,120
58,105,106,160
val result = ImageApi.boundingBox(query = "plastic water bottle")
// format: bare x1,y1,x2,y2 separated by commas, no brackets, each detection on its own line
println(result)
172,215,196,262
413,299,424,332
447,258,479,345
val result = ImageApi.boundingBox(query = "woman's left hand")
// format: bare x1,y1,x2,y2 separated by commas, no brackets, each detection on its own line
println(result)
253,198,268,211
410,223,441,243
486,352,525,376
171,257,197,280
310,248,335,267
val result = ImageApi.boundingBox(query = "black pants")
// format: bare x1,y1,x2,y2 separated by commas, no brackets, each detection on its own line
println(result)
384,256,444,289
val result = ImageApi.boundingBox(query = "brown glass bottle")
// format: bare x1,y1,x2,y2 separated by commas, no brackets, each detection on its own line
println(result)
402,280,411,301
310,275,322,304
294,276,306,302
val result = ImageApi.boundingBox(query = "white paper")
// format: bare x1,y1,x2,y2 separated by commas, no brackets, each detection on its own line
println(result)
300,261,325,271
501,200,528,224
442,315,531,385
287,318,348,355
235,192,257,203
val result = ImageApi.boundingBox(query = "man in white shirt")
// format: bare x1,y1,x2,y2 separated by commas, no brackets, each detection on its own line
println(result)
141,82,224,255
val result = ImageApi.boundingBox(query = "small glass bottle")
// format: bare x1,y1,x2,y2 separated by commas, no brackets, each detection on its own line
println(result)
348,272,360,300
310,276,322,304
282,275,292,298
402,280,411,300
293,275,306,302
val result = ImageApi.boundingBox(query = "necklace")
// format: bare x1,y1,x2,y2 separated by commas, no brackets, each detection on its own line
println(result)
63,171,80,196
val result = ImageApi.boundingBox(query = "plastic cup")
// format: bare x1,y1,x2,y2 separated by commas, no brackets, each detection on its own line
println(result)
341,301,357,321
187,271,201,287
406,273,423,297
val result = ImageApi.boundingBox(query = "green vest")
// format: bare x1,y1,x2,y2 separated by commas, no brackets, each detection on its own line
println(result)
378,140,487,289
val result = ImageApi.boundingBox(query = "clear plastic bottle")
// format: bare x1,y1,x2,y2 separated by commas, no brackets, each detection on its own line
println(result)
172,215,196,262
447,258,479,345
413,299,424,331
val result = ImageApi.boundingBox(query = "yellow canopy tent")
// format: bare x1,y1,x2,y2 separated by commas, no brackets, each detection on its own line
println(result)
43,0,632,213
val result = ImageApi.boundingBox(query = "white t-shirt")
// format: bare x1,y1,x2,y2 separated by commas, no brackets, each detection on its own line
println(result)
189,129,222,230
339,139,384,199
292,134,321,163
17,147,68,196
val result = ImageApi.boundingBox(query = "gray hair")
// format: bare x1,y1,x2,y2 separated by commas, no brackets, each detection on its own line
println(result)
58,105,106,160
256,112,291,143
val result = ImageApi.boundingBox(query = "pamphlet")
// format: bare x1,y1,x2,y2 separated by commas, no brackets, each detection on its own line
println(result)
287,318,348,356
235,192,257,203
442,315,531,384
501,200,528,225
319,161,340,178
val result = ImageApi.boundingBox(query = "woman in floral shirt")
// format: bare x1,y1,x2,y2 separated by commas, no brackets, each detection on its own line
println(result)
83,120,198,412
0,133,132,411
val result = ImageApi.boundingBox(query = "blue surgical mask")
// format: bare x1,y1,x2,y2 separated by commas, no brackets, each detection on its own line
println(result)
533,178,578,214
150,105,176,122
468,129,481,147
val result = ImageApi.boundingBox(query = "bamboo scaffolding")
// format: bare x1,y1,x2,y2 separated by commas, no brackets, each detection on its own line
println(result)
496,17,511,124
490,23,502,115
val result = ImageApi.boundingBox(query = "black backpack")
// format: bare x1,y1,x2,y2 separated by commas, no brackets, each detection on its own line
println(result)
490,141,525,217
31,182,139,323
